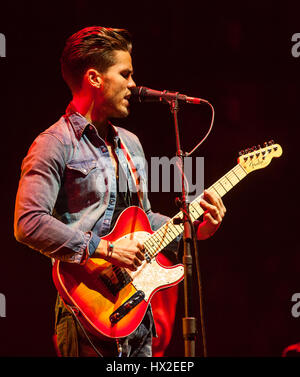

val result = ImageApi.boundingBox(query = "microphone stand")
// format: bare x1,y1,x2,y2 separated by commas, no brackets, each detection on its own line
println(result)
168,95,197,357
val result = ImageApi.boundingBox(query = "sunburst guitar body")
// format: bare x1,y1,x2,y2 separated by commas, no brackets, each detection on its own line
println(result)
53,206,184,339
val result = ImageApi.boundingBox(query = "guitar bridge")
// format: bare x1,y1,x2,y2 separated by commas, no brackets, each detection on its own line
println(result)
109,290,145,325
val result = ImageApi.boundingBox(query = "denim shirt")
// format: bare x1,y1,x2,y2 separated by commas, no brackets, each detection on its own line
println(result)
14,109,178,264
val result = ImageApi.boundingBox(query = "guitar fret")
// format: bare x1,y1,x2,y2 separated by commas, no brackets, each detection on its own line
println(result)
149,231,168,253
212,182,226,197
144,242,155,256
146,240,156,255
218,179,229,193
232,169,240,181
189,201,203,222
171,223,183,238
143,239,155,251
173,223,184,235
190,202,201,216
222,175,233,188
227,170,240,186
158,229,172,245
234,165,247,180
189,206,199,222
210,185,221,196
147,216,184,257
164,224,179,243
157,225,173,242
143,242,155,258
155,227,166,242
150,233,161,248
167,222,179,238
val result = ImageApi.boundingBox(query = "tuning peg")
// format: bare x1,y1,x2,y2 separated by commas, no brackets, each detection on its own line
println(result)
257,144,261,149
263,142,268,147
268,140,274,145
239,150,244,156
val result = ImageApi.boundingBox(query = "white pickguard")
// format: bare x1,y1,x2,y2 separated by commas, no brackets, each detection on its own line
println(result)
119,231,184,301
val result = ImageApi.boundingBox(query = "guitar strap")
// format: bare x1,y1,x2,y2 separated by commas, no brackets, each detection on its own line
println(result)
114,129,145,211
111,129,158,341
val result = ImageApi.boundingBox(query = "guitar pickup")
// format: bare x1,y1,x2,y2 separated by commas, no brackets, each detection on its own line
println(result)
109,290,145,325
99,265,132,296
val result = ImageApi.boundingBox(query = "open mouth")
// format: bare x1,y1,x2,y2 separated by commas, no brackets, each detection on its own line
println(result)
123,94,131,106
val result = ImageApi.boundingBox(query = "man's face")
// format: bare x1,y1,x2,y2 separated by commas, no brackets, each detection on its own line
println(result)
98,50,136,119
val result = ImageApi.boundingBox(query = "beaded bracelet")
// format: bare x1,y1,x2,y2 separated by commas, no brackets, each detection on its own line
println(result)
106,241,114,260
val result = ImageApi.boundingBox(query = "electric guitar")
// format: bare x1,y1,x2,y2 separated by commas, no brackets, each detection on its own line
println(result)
52,141,282,339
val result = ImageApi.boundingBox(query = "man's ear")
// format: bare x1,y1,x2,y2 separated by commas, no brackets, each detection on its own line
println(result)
85,68,102,89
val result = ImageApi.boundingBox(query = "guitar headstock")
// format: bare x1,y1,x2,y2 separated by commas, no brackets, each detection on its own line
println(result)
238,140,282,173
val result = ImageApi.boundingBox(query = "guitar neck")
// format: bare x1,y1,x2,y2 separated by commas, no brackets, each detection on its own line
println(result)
144,163,248,259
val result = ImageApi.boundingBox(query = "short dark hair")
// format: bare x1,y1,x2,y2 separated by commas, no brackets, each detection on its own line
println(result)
60,26,132,92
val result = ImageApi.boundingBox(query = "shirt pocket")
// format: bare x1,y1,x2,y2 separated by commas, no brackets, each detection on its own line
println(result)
64,159,106,213
66,159,97,176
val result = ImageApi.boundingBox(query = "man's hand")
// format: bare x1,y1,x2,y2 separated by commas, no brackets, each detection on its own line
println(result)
197,190,226,240
94,238,145,271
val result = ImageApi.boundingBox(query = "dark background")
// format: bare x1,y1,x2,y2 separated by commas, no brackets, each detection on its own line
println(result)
0,0,299,357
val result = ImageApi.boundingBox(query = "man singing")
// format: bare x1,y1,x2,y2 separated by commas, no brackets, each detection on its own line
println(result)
14,26,226,357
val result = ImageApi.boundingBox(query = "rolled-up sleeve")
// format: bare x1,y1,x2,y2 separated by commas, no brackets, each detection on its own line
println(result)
14,132,94,264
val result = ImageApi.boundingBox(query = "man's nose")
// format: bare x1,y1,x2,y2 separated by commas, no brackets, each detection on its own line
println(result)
128,76,136,88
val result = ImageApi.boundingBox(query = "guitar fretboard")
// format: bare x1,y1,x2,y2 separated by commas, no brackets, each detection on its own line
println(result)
143,163,247,260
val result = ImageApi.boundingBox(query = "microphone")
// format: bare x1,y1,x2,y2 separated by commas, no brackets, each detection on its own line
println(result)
130,86,207,105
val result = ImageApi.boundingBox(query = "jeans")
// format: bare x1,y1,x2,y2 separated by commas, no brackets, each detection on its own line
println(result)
54,295,153,357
